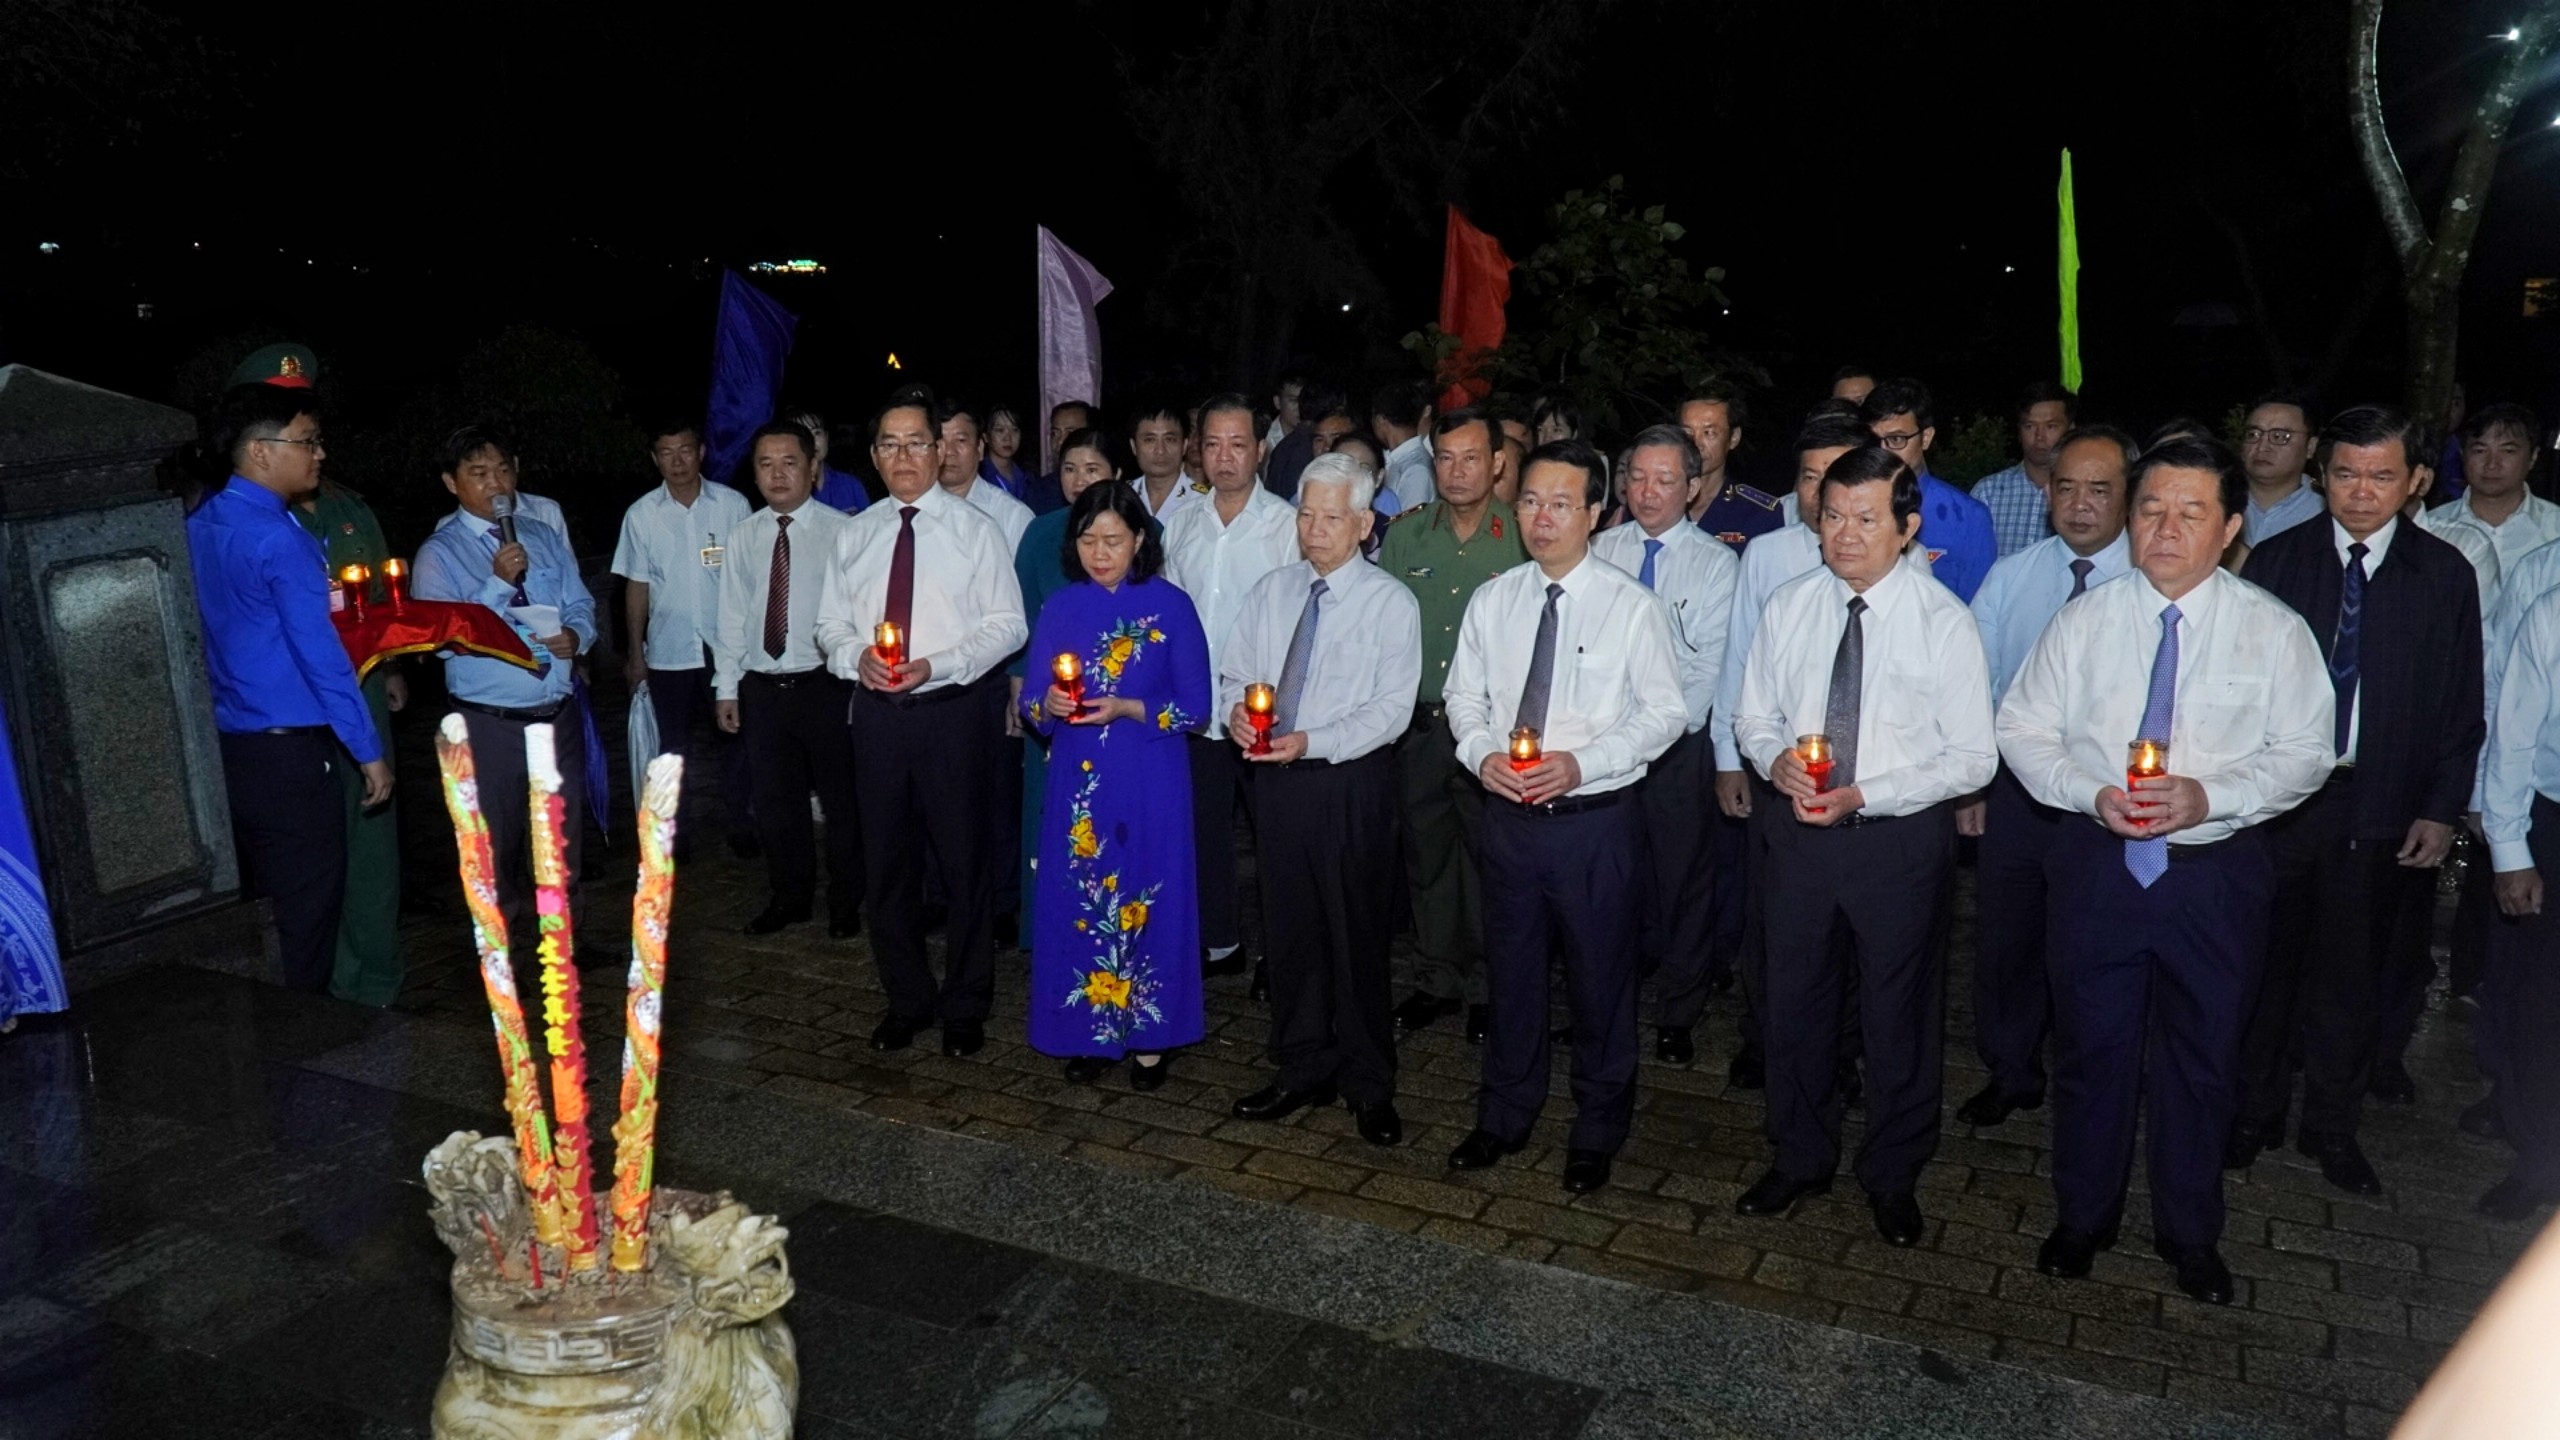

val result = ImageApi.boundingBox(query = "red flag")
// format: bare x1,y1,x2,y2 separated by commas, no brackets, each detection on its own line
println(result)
1436,206,1513,413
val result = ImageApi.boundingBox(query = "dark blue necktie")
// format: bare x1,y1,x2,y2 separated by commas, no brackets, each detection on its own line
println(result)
1638,538,1662,590
2330,542,2367,756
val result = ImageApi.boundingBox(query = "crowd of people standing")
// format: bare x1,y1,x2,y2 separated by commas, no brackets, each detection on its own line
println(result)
183,345,2560,1317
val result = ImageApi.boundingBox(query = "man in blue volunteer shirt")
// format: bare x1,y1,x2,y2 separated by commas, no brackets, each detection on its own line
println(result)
1861,378,1997,602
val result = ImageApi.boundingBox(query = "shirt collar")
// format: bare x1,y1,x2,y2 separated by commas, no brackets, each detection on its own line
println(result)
2333,515,2397,567
2057,531,2132,578
223,477,290,515
2251,479,2316,518
2131,565,2223,626
1827,552,1918,611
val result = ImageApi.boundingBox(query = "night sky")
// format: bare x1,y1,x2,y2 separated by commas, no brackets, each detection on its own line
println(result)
8,0,2560,482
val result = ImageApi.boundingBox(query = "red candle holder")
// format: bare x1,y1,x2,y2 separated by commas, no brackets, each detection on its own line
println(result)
1509,725,1542,772
2127,738,2168,794
1245,683,1276,755
874,621,905,669
380,557,408,611
1054,652,1085,715
1797,733,1833,794
339,564,371,622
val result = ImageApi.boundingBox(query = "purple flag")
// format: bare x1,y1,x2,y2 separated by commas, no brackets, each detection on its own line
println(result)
704,271,798,493
1036,228,1112,472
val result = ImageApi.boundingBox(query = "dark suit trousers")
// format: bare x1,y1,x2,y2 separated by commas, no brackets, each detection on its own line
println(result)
1254,750,1400,1105
2049,821,2268,1251
1399,707,1487,1003
1188,734,1247,954
457,701,588,984
2489,796,2560,1190
1973,767,2061,1099
740,670,862,916
1642,728,1721,1028
648,659,755,842
1761,803,1949,1193
852,678,1001,1023
220,730,348,994
2243,775,2433,1138
1474,788,1645,1153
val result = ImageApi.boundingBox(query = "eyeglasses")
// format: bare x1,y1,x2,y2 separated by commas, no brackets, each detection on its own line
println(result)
872,438,936,457
1874,430,1919,451
2241,428,2298,447
257,435,326,450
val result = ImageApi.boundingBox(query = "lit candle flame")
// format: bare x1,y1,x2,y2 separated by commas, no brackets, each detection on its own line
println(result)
340,563,370,587
1509,726,1541,764
1246,683,1276,716
1054,652,1083,683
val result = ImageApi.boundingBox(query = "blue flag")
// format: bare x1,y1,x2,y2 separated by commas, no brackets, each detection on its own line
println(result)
0,686,66,1021
704,271,798,492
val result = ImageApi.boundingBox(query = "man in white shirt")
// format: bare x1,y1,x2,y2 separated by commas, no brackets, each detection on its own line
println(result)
1165,395,1299,977
1222,455,1423,1145
1370,379,1437,517
1712,411,1902,1089
1998,435,2332,1305
2476,583,2560,1220
1591,426,1739,1065
432,486,568,540
2419,402,2558,620
1960,425,2137,1129
613,419,755,854
935,399,1036,555
813,390,1030,1059
1442,439,1686,1193
1731,446,1997,1248
1130,403,1208,525
712,422,861,940
2238,393,2324,546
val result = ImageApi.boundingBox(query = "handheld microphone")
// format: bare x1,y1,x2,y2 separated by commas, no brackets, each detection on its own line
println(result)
490,490,520,547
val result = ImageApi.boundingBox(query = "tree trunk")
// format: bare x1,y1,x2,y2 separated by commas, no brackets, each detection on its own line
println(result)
2404,279,2460,447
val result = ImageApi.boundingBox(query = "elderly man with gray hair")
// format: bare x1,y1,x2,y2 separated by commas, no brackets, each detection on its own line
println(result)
1220,452,1424,1145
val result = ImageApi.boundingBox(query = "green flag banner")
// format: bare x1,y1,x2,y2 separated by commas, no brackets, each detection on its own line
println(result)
2058,148,2082,393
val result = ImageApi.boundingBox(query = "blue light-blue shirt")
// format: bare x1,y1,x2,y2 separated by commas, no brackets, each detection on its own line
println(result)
1917,472,1998,604
413,508,596,709
814,465,869,514
186,478,383,763
1970,531,2133,707
1971,464,2054,558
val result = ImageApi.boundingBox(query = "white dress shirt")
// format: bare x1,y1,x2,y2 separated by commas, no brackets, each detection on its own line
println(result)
611,480,753,670
1166,486,1301,738
1592,519,1740,734
1711,523,1933,770
951,476,1035,558
2422,491,2560,585
2484,585,2560,871
711,499,849,700
1972,532,2133,708
1996,567,2333,845
1140,471,1209,524
433,490,567,539
1444,554,1687,797
812,483,1028,691
1218,557,1422,763
1382,434,1436,514
1735,556,1997,818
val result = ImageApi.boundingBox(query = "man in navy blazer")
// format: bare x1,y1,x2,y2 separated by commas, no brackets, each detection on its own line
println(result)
2232,405,2484,1197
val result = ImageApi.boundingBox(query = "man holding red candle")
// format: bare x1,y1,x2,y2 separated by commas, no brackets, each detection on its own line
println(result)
1998,436,2332,1304
1731,445,1996,1248
813,387,1028,1057
1220,454,1423,1144
1441,439,1685,1193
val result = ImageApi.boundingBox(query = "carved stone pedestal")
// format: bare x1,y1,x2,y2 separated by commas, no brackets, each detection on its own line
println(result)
424,1133,798,1439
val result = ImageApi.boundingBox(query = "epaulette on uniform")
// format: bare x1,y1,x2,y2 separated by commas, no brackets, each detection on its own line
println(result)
1733,484,1781,511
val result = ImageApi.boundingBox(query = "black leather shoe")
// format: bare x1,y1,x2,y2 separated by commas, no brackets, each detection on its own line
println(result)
1837,1061,1864,1111
1351,1101,1404,1148
1562,1150,1613,1194
941,1019,986,1058
871,1014,928,1051
1129,1054,1170,1091
1955,1083,2044,1128
2222,1118,2281,1170
1465,1004,1490,1045
1063,1056,1113,1084
2296,1130,2383,1196
743,904,811,936
1231,1080,1338,1122
2477,1172,2557,1222
2459,1094,2508,1141
1870,1191,1924,1247
2367,1059,2417,1105
1202,949,1249,978
2156,1241,2234,1305
1728,1045,1765,1090
1447,1129,1525,1171
1735,1167,1831,1217
828,912,862,940
1249,961,1269,1002
1394,992,1463,1032
2036,1225,2119,1278
1656,1026,1695,1064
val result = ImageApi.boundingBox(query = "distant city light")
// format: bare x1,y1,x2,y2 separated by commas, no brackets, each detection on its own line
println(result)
749,259,827,275
135,303,154,320
887,353,903,370
1340,302,1352,312
2503,26,2524,40
37,241,59,254
2004,264,2016,273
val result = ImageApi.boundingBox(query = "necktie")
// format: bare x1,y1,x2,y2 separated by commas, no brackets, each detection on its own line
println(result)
1823,596,1867,790
1638,538,1663,590
2067,557,2094,600
762,514,793,660
2330,542,2368,756
884,505,919,641
1514,582,1565,737
2126,602,2183,888
1272,577,1327,733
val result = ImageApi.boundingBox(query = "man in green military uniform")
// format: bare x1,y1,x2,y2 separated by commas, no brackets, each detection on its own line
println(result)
1376,407,1525,1041
236,343,409,1005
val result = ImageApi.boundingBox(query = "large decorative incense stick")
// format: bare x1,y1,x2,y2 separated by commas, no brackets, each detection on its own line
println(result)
611,753,684,1272
434,715,563,1245
525,724,601,1272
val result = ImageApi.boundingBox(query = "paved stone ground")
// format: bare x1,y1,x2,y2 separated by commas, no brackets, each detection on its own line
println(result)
365,695,2549,1440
